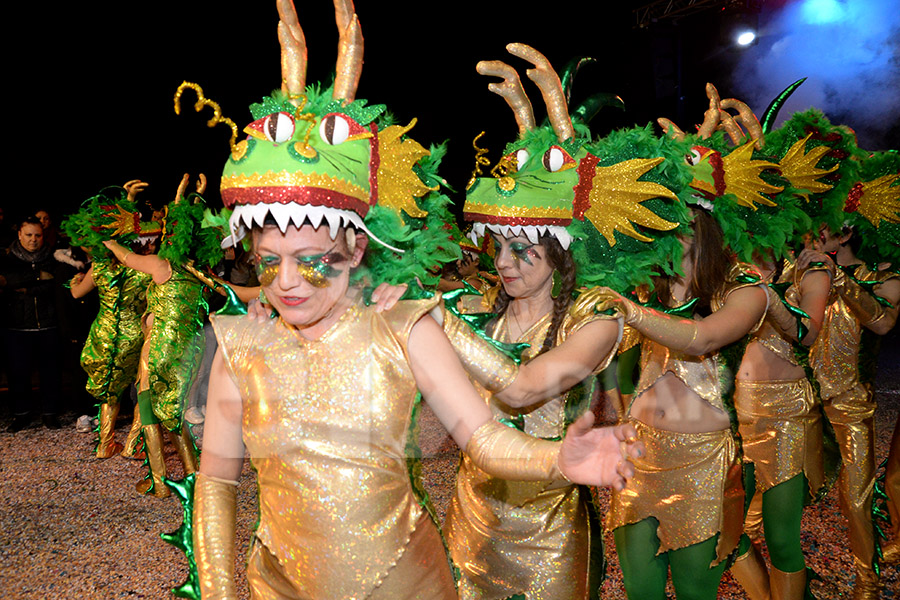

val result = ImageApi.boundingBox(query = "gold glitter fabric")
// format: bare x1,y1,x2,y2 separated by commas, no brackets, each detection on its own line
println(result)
81,260,150,405
736,378,824,494
144,265,209,430
444,304,618,600
193,473,238,600
442,309,518,393
211,296,452,600
634,264,765,412
809,265,898,569
608,419,744,566
246,514,457,600
810,265,896,399
823,385,877,568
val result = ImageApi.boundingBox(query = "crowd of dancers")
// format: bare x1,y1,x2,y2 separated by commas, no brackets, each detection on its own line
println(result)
6,1,898,599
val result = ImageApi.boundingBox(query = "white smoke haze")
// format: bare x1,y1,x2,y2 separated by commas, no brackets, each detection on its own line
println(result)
731,0,899,150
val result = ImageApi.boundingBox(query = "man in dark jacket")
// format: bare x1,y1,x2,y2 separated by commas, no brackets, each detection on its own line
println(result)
1,216,66,430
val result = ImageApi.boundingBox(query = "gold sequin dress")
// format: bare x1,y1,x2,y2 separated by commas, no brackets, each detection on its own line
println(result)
810,265,899,569
210,296,456,600
735,263,824,496
444,295,619,600
608,266,763,565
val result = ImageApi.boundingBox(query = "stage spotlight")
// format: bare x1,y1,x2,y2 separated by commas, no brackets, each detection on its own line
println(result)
736,30,757,45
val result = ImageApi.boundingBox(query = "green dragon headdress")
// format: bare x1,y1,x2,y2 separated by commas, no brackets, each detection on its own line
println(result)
178,0,459,287
657,82,815,262
61,186,163,258
464,43,692,290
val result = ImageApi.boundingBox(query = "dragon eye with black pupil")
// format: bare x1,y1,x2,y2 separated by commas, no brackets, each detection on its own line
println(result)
543,147,566,172
263,112,295,144
320,114,350,145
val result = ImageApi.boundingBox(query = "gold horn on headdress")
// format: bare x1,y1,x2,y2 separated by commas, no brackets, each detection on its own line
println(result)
476,60,536,138
507,43,575,143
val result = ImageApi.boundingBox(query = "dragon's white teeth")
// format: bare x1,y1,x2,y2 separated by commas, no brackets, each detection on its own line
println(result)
510,225,522,237
253,204,271,227
325,212,342,240
524,227,539,245
270,205,292,232
306,206,325,229
549,226,573,250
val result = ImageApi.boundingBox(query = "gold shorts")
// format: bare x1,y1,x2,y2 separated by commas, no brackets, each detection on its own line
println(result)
609,419,743,566
736,378,824,495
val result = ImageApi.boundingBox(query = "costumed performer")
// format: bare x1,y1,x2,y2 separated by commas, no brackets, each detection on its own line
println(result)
589,85,810,598
808,149,900,599
434,44,692,600
104,175,254,497
62,186,153,459
188,3,643,599
437,230,496,294
723,104,870,599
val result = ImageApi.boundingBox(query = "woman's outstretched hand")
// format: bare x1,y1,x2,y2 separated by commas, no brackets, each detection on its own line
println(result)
558,412,642,491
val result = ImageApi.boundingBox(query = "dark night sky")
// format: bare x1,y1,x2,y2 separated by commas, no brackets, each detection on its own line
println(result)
8,0,895,224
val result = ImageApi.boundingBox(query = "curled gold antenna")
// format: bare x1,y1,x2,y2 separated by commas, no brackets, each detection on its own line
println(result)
468,131,491,190
174,81,239,153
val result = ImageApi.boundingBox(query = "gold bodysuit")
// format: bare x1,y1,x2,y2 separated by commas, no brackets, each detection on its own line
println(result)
609,265,763,565
809,265,899,570
736,263,824,495
444,294,619,600
211,296,455,600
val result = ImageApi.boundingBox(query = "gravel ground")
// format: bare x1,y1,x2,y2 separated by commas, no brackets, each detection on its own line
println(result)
1,337,898,599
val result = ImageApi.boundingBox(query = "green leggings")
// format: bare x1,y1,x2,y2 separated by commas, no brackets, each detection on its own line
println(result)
737,466,808,573
614,517,728,600
137,389,159,426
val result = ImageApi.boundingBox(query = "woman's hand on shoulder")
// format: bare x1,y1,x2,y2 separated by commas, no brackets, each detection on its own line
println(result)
370,282,409,313
246,298,273,323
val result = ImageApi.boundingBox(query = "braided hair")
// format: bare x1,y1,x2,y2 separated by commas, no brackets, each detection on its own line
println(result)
490,234,577,356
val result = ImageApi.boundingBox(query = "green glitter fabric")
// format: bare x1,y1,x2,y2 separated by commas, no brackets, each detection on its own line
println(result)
80,258,151,405
146,265,209,431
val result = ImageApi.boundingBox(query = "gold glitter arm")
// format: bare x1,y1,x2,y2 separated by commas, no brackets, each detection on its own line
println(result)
834,269,886,327
587,288,700,353
624,302,699,352
193,473,238,600
465,419,567,482
442,306,518,393
765,285,800,341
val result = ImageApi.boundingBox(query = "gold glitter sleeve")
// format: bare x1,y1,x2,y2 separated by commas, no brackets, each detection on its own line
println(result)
715,263,767,334
834,269,886,326
465,419,564,482
380,295,444,360
565,289,623,374
209,314,258,387
193,473,239,600
441,305,519,393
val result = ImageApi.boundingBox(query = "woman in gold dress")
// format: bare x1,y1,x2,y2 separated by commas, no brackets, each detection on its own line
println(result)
187,3,642,598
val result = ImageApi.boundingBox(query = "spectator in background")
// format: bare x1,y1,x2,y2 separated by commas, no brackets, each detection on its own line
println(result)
0,216,66,431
